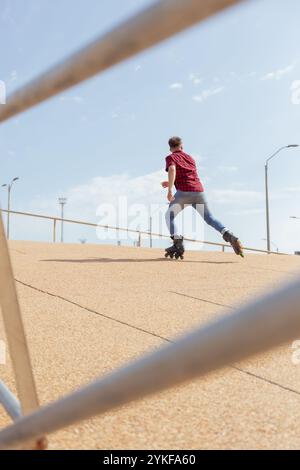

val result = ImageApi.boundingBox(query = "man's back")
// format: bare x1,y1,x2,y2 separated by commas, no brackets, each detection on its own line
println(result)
165,150,204,192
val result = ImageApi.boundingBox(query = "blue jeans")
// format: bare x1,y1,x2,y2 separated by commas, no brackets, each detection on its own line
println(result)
165,190,226,238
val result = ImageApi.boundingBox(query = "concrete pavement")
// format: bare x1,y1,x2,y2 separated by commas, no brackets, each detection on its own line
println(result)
1,241,300,449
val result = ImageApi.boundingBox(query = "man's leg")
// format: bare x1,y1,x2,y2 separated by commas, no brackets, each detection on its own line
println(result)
165,192,185,238
193,193,244,256
203,205,227,234
192,193,227,235
165,192,186,259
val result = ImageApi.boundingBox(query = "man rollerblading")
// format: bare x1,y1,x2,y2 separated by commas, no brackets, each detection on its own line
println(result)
162,137,244,258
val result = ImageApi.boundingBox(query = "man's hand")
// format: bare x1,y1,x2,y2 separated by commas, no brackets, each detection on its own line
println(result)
167,190,175,202
161,181,169,188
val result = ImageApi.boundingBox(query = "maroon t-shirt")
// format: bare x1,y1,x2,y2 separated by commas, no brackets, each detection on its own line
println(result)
165,150,204,192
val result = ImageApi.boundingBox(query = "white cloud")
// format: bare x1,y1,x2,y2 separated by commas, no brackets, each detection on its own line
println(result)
31,170,165,218
59,95,84,103
193,86,225,103
134,65,141,72
261,63,296,81
0,80,6,104
211,189,263,205
10,70,17,82
169,83,183,90
225,208,264,216
245,71,257,78
70,171,164,205
193,154,207,164
291,80,300,104
30,170,170,238
189,73,203,86
285,187,300,193
217,165,238,173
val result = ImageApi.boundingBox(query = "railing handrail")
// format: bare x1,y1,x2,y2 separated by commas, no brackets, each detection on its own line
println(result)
0,208,288,255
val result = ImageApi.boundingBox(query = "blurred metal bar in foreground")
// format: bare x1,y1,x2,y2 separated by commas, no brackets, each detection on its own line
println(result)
0,0,240,124
0,214,39,415
0,380,22,421
0,275,299,449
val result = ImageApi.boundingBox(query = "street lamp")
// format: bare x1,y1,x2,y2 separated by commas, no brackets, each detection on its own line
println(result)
1,177,19,239
58,197,67,243
265,145,299,252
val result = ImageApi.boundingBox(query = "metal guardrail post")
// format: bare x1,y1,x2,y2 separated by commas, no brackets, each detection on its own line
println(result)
53,219,57,243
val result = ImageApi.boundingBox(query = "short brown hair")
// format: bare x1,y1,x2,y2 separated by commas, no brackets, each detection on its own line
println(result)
168,136,182,149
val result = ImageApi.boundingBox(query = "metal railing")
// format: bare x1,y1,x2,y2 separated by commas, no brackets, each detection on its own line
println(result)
0,381,21,421
0,208,288,255
2,0,300,450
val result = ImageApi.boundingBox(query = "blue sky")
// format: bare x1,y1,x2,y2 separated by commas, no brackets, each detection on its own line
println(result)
1,0,300,252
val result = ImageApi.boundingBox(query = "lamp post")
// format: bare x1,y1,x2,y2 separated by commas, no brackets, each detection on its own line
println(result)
1,177,19,239
58,197,67,243
265,145,299,252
